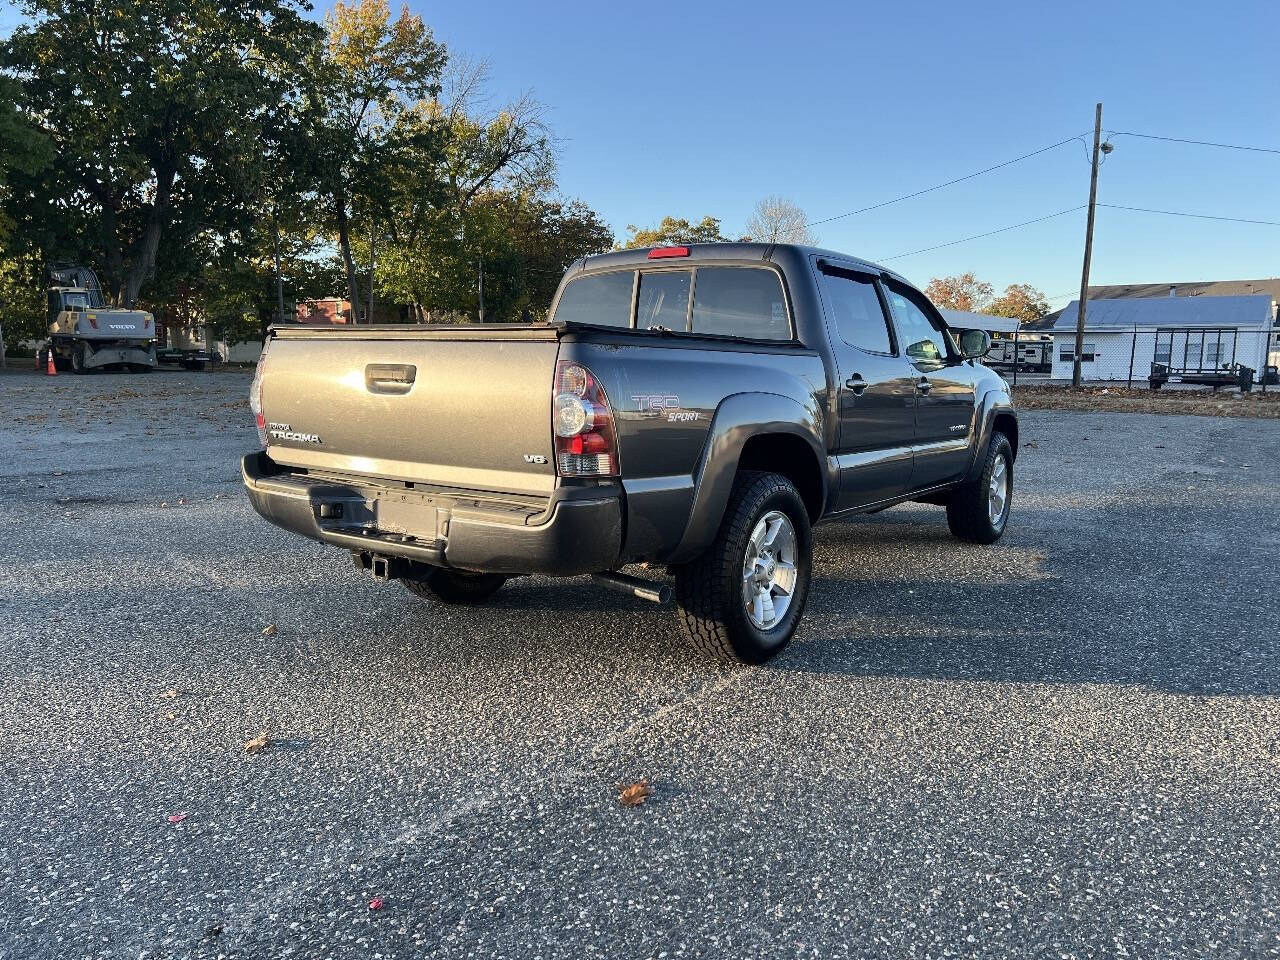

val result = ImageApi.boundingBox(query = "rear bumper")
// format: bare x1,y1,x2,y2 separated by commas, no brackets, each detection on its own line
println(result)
241,452,622,576
54,339,156,369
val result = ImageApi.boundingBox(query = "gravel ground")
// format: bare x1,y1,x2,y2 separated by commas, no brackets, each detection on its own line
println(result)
1013,384,1280,419
2,368,1278,959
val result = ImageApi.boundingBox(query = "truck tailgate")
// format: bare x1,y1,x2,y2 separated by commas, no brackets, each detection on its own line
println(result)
260,326,560,496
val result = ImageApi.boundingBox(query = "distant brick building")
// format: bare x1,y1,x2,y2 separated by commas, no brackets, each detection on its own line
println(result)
296,298,351,324
295,298,403,324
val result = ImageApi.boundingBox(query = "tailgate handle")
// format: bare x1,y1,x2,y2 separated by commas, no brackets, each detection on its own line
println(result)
365,363,417,394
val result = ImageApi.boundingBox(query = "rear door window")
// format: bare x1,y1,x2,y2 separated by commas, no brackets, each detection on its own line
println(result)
552,271,634,327
636,270,692,330
690,267,790,340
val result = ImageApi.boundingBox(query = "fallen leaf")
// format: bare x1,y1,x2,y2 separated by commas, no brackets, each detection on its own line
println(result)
160,502,169,508
368,897,385,911
618,780,653,807
262,624,277,636
177,498,187,505
166,712,176,720
244,732,270,754
159,689,179,700
168,812,188,824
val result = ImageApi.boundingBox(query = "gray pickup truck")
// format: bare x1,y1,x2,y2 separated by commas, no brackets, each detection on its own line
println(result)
243,243,1017,663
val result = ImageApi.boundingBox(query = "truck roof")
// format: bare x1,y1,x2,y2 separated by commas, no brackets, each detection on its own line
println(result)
572,242,907,286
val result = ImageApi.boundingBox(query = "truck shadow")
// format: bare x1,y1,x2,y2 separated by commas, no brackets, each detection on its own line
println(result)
775,511,1280,698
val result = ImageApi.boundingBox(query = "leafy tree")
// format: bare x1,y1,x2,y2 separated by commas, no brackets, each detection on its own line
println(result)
622,215,730,249
0,77,52,361
311,0,447,322
743,196,814,245
925,272,994,312
987,283,1050,323
505,196,613,318
430,60,552,319
0,76,51,241
374,190,611,322
1,0,323,307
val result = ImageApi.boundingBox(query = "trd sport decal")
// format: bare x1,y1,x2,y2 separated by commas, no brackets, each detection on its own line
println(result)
632,395,700,422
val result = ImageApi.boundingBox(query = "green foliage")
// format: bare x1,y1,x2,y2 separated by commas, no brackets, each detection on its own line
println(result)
311,0,447,318
0,76,51,245
1,0,323,306
0,0,612,333
622,215,730,249
0,255,45,344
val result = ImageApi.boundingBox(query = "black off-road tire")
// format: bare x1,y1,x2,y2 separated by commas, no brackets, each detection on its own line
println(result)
672,471,812,665
946,430,1013,544
404,568,508,605
71,342,90,374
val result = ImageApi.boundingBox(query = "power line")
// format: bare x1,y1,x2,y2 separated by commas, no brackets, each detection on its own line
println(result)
1108,131,1280,156
804,134,1088,229
1098,203,1280,228
877,206,1086,261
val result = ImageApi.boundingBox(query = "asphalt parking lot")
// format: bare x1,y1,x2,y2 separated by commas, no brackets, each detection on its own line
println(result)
2,367,1278,959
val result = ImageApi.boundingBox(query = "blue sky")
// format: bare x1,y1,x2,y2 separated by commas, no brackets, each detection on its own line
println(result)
5,0,1277,306
415,0,1280,305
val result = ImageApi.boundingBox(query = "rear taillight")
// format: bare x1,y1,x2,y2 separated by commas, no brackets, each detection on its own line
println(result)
87,315,98,329
553,360,617,477
249,337,271,447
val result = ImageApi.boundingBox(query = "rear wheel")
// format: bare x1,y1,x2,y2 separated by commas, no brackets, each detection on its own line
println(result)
673,471,812,664
403,568,508,605
946,431,1013,544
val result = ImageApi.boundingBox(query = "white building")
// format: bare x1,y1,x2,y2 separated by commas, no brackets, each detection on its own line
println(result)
1050,294,1277,384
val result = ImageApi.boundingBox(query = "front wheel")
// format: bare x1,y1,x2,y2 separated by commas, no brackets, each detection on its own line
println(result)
673,471,812,664
70,342,90,375
403,568,508,605
946,431,1013,544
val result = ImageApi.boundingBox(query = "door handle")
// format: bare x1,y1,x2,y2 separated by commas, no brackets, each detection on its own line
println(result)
844,374,867,396
365,363,417,394
916,378,932,394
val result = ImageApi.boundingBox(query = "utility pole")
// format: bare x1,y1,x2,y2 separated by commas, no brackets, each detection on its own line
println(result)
477,257,486,323
367,216,376,325
1073,101,1103,388
272,208,285,327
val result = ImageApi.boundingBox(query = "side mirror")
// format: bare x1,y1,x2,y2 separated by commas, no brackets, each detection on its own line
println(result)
957,328,992,360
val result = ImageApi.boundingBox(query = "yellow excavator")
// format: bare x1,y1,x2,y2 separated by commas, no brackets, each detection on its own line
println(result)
45,263,156,373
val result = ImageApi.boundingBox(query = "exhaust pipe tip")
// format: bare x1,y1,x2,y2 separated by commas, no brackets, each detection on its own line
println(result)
591,570,672,605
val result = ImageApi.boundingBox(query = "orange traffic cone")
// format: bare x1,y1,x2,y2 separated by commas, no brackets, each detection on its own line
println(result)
45,346,57,376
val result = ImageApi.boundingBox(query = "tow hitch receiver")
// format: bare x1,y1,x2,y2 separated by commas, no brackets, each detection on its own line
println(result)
352,551,414,582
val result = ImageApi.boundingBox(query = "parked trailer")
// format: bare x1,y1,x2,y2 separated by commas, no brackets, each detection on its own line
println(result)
157,323,221,370
986,335,1052,373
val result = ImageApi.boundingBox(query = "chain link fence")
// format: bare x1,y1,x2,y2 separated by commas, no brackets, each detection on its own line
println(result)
985,325,1279,392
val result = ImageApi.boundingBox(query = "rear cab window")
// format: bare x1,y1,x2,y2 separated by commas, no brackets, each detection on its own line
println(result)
637,270,691,330
691,267,790,340
551,271,634,328
552,263,792,341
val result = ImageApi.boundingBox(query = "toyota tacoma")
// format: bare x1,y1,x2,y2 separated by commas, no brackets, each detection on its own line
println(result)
243,243,1017,663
